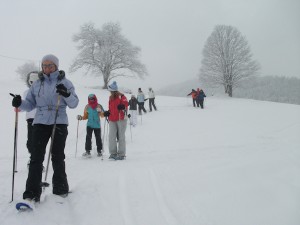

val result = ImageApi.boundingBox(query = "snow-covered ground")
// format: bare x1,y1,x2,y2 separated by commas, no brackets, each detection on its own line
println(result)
0,76,300,225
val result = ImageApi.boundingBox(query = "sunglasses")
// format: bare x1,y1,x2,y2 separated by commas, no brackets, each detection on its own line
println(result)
89,97,95,101
42,64,55,68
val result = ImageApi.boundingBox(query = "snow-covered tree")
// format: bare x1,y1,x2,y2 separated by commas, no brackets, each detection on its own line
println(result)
16,61,39,85
70,22,147,89
199,25,260,97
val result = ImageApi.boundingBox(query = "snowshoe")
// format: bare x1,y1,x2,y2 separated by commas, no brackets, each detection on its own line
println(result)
16,198,37,211
82,151,91,158
116,155,126,160
109,154,117,160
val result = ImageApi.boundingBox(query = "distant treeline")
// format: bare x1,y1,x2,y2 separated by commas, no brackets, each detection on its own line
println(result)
157,76,300,105
234,76,300,105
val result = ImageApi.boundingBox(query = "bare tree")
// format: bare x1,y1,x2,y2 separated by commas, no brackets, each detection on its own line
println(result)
16,61,39,85
199,25,260,97
70,22,147,89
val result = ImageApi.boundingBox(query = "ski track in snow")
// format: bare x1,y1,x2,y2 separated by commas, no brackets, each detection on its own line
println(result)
116,166,182,225
119,172,136,225
149,169,180,225
39,193,80,225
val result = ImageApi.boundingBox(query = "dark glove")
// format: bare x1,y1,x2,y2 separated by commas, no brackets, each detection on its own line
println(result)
77,115,82,120
117,104,125,110
128,114,131,118
12,95,22,108
103,111,110,117
56,84,70,97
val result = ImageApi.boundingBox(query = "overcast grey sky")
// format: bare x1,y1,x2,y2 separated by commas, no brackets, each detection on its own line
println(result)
0,0,299,90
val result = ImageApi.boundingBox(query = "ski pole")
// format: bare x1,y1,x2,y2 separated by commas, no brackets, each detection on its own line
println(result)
122,109,132,142
129,121,132,142
106,118,109,142
102,118,108,160
102,118,107,149
102,121,105,161
125,110,132,142
9,93,19,202
102,117,109,143
42,95,61,188
75,119,80,158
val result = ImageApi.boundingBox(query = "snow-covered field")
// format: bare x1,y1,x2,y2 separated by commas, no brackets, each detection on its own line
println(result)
0,76,300,225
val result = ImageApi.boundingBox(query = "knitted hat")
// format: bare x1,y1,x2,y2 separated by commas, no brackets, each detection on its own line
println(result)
88,93,96,99
108,81,118,91
88,94,98,109
41,54,59,68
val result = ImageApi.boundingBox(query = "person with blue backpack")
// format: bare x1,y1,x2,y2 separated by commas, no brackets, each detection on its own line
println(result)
77,94,105,157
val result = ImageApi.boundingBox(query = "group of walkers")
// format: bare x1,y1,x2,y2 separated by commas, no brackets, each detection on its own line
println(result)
187,88,206,108
77,81,129,160
128,87,157,126
78,84,157,159
11,54,158,206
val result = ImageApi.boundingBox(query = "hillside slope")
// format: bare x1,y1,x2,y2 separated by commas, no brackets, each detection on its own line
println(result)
0,79,300,225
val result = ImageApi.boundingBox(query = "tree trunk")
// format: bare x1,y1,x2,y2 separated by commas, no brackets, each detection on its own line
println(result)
228,85,233,97
103,82,108,89
102,72,110,89
224,85,228,94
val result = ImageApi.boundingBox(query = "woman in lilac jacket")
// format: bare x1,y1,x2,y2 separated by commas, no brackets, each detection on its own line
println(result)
12,54,79,203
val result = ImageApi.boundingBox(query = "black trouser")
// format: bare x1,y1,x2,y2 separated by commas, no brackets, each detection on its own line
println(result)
138,102,147,114
85,126,102,153
196,99,200,107
192,98,196,107
149,98,157,111
23,124,69,200
199,99,204,109
26,119,34,154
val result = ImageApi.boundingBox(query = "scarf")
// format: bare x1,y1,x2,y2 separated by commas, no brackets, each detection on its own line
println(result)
88,94,98,109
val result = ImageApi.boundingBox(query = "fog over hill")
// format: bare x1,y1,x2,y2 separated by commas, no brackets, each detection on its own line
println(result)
157,76,300,105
